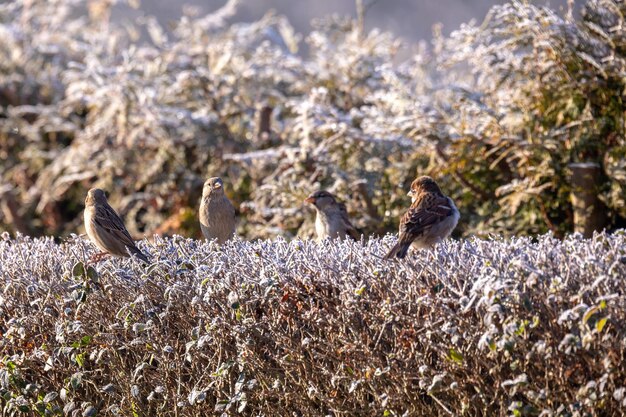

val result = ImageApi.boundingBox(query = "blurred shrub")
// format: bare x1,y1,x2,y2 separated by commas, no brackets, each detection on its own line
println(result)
0,0,625,239
1,232,626,415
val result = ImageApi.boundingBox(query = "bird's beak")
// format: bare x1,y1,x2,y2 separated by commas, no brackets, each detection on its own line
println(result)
213,182,222,189
407,190,413,197
304,196,315,204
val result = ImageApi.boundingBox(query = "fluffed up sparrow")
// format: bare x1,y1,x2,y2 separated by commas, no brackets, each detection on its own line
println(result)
305,190,360,241
199,176,236,244
385,176,459,259
84,188,149,263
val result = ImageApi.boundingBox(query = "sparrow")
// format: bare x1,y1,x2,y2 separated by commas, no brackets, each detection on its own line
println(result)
305,190,360,241
385,176,459,259
199,176,236,244
84,188,149,263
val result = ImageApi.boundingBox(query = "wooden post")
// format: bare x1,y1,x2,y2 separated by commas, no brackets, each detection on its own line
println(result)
256,106,273,141
568,162,608,237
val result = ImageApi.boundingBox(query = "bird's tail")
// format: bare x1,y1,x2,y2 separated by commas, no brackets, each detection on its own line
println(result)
130,247,149,263
384,241,411,260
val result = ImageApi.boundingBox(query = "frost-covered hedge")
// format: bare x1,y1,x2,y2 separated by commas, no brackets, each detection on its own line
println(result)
1,232,626,416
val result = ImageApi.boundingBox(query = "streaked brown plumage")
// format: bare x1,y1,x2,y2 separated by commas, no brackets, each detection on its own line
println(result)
199,177,236,244
84,188,148,262
305,190,360,241
385,176,459,259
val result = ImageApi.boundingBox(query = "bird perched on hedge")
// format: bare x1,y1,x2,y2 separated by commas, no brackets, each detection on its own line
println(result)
305,190,360,241
385,176,459,259
84,188,149,263
199,176,236,244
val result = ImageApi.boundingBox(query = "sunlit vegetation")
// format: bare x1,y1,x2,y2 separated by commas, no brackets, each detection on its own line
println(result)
1,0,624,241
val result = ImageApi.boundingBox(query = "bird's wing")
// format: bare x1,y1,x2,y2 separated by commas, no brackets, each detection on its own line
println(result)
399,193,453,239
227,198,236,221
338,202,361,241
93,203,138,249
346,224,361,241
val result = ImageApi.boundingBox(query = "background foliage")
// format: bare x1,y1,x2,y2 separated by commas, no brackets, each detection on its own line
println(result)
1,232,625,416
1,0,625,240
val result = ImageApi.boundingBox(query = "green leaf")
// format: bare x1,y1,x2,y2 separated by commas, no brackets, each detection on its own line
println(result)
181,262,195,271
582,306,600,324
530,316,540,328
146,263,159,275
514,320,528,336
75,353,85,368
72,262,85,277
596,317,608,333
431,283,444,293
448,348,464,364
214,400,229,412
43,391,58,403
86,266,98,280
83,405,97,416
354,286,366,296
70,372,83,390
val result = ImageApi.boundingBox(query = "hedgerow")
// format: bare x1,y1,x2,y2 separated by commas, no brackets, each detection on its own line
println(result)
1,0,625,240
1,232,625,416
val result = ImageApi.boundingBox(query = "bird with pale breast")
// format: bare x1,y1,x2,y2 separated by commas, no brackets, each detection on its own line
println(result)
305,190,360,241
199,176,236,244
84,188,149,263
385,176,459,259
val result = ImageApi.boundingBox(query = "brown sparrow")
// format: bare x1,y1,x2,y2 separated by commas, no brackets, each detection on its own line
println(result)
385,176,459,259
305,190,360,241
199,177,236,244
84,188,148,263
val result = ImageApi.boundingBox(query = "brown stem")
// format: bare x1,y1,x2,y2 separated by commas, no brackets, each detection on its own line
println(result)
537,197,561,237
0,189,31,235
434,144,494,201
351,180,380,221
